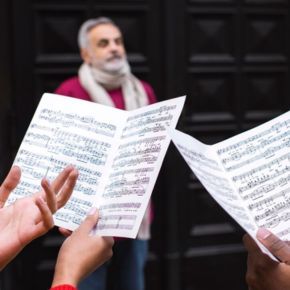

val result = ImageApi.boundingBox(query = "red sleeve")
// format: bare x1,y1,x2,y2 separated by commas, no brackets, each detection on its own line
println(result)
50,285,77,290
54,78,79,98
55,83,70,96
54,78,76,96
54,77,92,102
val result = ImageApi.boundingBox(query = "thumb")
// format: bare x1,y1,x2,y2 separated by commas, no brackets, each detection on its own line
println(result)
78,207,99,235
257,228,290,263
0,166,21,208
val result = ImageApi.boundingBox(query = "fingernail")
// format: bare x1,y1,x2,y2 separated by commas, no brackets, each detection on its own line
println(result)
257,228,271,240
88,207,97,215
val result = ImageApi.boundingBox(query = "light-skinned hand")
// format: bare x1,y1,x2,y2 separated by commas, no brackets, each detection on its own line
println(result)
0,165,78,270
51,208,114,287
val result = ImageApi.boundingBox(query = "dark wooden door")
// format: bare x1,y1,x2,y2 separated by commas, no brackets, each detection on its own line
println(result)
1,0,290,290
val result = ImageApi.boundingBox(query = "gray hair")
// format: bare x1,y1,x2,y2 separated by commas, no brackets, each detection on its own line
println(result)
78,17,117,49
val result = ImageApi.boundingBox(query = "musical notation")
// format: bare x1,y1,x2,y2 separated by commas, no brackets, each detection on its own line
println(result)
126,105,176,122
194,170,238,201
175,143,221,172
7,93,185,238
97,223,133,230
221,132,290,165
276,225,290,239
99,202,142,210
113,144,161,161
217,119,290,155
109,167,154,178
105,176,150,190
170,113,290,244
39,108,117,137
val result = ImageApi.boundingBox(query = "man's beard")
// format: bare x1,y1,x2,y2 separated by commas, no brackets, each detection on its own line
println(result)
91,55,127,73
88,54,130,90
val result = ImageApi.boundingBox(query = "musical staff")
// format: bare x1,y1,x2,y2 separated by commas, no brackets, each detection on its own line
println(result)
170,112,290,246
7,93,185,238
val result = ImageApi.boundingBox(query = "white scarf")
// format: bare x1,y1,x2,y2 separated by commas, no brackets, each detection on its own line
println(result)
79,61,151,240
78,61,148,110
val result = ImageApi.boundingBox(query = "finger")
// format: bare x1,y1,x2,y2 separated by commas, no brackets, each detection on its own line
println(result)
56,169,78,209
50,165,75,193
257,228,290,263
41,178,57,213
58,227,72,237
34,196,54,235
78,207,99,235
0,166,21,208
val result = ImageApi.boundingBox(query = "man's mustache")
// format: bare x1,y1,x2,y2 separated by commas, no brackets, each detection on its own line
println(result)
107,55,123,61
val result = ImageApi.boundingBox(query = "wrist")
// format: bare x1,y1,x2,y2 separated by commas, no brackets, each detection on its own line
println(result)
0,236,25,270
51,277,78,288
52,263,78,288
50,285,77,290
51,274,78,288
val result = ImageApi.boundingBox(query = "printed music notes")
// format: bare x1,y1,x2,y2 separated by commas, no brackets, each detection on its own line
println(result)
7,93,185,238
169,111,290,257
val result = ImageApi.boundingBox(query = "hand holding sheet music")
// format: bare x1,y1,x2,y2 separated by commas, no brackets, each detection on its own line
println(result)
7,93,185,238
169,111,290,259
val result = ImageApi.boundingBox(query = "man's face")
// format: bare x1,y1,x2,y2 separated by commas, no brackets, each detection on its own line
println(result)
83,23,127,72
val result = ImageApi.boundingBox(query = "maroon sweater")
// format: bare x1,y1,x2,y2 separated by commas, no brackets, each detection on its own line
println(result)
54,76,156,232
55,76,157,108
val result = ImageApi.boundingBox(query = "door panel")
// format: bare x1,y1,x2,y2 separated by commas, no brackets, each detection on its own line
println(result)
3,0,289,289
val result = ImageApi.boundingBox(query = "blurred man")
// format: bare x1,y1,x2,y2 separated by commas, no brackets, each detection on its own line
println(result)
55,17,156,290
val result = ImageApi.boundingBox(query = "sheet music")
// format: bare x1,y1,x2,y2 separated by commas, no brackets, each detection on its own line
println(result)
97,99,184,237
170,110,290,256
169,130,257,236
8,93,185,238
214,113,290,241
